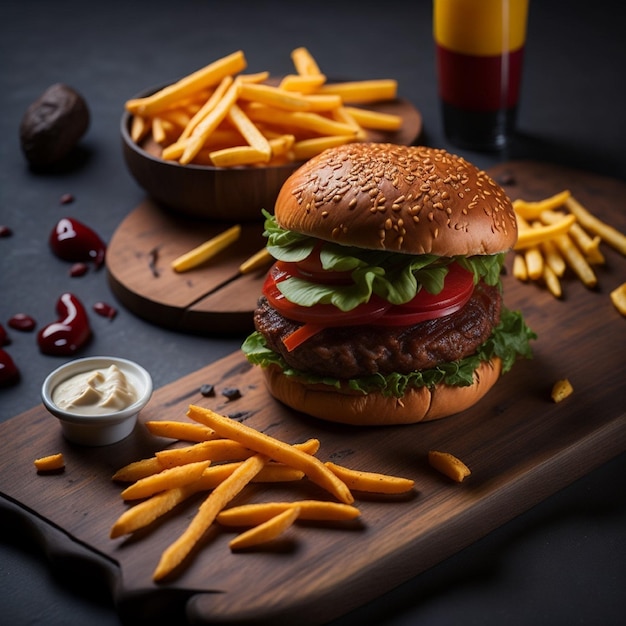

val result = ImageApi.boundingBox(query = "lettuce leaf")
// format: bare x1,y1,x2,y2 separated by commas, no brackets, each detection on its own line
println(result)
241,307,536,397
263,211,505,311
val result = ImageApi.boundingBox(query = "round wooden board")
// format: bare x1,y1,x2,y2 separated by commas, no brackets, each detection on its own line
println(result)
106,200,270,334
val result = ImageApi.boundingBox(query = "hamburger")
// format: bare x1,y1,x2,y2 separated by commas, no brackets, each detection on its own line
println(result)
242,143,535,425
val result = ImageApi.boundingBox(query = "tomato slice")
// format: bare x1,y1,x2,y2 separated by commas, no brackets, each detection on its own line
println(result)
262,261,475,350
282,323,326,352
263,261,390,326
374,262,474,326
294,244,354,284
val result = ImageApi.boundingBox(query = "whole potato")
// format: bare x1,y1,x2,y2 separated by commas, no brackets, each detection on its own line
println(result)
19,83,90,167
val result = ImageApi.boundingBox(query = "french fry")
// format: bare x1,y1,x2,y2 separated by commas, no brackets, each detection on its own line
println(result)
254,464,305,482
512,253,528,281
155,436,320,470
542,264,562,298
34,453,65,472
565,196,626,255
145,420,220,442
126,50,247,116
514,214,576,249
524,245,544,281
227,102,271,158
291,46,322,76
551,379,574,403
324,462,415,494
245,104,357,138
428,450,471,483
343,106,403,131
610,282,626,316
229,506,301,551
151,117,168,144
171,225,241,273
279,73,327,93
239,247,274,274
153,453,267,581
551,232,598,288
209,146,271,167
120,460,211,501
237,71,270,84
540,238,567,277
317,79,398,103
302,93,343,112
156,439,254,468
112,456,164,482
217,500,361,526
292,135,354,161
331,107,368,140
130,114,150,143
197,461,304,488
512,190,571,220
568,223,605,264
238,82,315,112
186,405,354,504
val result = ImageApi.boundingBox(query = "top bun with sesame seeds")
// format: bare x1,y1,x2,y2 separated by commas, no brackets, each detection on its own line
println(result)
242,143,535,426
274,143,518,257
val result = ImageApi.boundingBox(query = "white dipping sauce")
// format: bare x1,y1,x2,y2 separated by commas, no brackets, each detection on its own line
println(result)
52,364,139,415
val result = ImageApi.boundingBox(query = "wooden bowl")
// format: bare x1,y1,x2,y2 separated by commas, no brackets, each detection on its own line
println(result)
121,85,423,222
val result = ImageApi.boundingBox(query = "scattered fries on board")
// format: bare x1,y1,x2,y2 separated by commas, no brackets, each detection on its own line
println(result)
110,405,415,581
34,453,65,472
551,379,574,403
126,48,402,168
427,450,471,483
511,190,626,300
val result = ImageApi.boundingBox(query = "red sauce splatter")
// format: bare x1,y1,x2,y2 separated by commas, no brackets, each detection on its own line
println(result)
8,313,36,332
0,349,20,387
49,217,106,269
93,301,117,320
37,293,92,356
69,262,89,277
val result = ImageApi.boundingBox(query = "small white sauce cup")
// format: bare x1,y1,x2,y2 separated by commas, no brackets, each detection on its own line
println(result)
41,356,153,446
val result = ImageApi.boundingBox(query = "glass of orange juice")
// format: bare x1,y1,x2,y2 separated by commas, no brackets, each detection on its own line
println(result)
434,0,529,150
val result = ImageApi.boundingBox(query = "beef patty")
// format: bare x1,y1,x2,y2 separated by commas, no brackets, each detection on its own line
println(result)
253,282,502,379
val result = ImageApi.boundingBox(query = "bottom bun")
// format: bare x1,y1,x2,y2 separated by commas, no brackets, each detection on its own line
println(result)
262,358,502,426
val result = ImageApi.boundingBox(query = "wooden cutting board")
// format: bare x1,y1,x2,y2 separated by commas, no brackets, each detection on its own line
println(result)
1,162,625,625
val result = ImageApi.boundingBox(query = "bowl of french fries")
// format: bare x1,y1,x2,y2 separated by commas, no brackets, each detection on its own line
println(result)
121,48,422,221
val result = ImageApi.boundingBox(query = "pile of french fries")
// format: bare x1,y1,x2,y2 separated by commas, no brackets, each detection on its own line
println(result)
126,48,403,168
511,190,626,309
110,404,415,581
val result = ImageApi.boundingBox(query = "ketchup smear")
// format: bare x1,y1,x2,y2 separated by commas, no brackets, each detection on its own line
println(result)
49,217,106,269
37,292,92,356
0,324,10,346
0,349,20,387
8,313,36,332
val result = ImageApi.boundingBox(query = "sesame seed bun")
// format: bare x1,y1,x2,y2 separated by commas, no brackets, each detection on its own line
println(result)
275,143,517,256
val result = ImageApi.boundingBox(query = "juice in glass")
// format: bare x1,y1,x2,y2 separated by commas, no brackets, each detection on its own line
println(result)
434,0,529,150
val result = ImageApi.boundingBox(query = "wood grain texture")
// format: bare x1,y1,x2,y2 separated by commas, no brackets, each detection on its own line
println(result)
1,162,625,625
106,202,269,334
